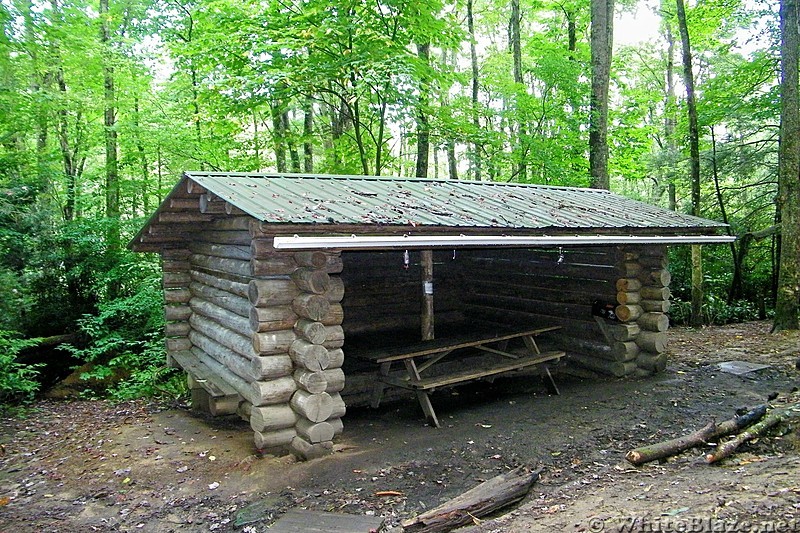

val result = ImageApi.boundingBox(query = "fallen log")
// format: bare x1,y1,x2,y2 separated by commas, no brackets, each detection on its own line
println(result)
401,466,541,533
706,403,800,464
626,405,767,465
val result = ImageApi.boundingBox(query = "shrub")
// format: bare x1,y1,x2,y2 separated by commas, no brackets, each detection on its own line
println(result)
0,331,42,406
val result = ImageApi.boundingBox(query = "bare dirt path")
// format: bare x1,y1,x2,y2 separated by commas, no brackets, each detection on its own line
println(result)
1,321,798,532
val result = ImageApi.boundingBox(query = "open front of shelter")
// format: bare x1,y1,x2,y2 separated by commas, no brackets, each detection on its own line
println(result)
130,172,733,460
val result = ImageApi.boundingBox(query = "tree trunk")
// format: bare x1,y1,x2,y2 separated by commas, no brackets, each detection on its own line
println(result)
303,96,314,172
415,42,431,178
467,0,482,180
589,0,614,190
676,0,703,326
774,0,800,331
271,102,287,172
283,110,301,172
510,0,526,183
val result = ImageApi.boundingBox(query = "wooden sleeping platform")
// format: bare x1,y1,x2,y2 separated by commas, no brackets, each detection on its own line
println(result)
352,326,564,427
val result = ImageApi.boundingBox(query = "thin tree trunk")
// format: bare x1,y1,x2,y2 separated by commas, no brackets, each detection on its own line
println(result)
303,97,314,172
510,0,526,182
252,109,261,171
415,42,431,178
283,110,301,173
133,96,149,214
676,0,703,326
708,127,739,302
774,0,800,331
589,0,614,190
467,0,482,180
271,103,287,172
663,18,678,211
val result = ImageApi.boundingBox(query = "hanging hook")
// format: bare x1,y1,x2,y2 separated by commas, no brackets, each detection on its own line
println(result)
557,246,565,265
403,250,410,270
452,249,456,261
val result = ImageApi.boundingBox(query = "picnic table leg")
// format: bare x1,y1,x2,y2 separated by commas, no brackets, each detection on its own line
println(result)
371,362,392,408
540,365,560,395
403,358,441,428
416,391,440,428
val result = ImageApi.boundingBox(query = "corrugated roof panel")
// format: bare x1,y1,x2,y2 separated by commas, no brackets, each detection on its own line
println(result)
183,172,725,231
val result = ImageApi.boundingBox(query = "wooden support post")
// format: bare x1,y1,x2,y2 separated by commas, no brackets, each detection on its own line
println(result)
421,250,434,341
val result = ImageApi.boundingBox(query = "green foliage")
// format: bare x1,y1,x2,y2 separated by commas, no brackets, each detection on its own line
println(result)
61,279,182,400
0,331,43,406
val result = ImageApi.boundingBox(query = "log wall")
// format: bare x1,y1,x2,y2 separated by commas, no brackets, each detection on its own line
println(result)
457,245,671,377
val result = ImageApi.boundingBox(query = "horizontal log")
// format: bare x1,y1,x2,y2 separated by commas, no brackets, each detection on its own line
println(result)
249,278,301,306
294,251,327,269
170,197,199,210
190,330,293,381
190,297,252,336
330,417,344,435
616,291,641,305
291,390,333,423
325,277,345,303
638,255,668,269
294,319,328,344
190,241,251,261
323,326,345,349
199,194,226,214
636,351,668,373
641,299,671,313
162,248,192,261
624,261,642,278
293,294,331,321
615,278,642,292
189,282,251,317
209,216,253,231
324,254,344,274
568,353,637,378
321,303,344,326
251,255,299,276
252,329,298,356
290,435,333,460
249,404,298,433
190,313,258,359
166,337,192,352
323,368,345,393
607,323,641,342
330,392,346,419
640,286,671,301
328,348,345,369
159,212,214,224
635,331,668,353
187,347,296,406
294,369,328,394
250,306,299,333
611,341,640,362
467,294,598,323
289,339,330,371
238,400,252,422
615,304,643,322
461,262,619,286
192,253,251,277
254,428,297,450
165,322,191,337
295,418,334,444
162,259,190,273
292,267,330,294
251,238,275,258
638,312,669,332
645,269,671,287
163,272,191,288
190,268,250,298
165,305,191,321
197,230,253,246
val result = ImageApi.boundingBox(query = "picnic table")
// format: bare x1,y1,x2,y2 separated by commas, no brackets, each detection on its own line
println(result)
353,326,564,427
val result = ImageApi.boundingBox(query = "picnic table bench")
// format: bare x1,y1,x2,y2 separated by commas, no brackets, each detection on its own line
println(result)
353,326,564,427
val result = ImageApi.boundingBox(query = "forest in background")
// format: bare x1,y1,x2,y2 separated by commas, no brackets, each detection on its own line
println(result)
0,0,797,404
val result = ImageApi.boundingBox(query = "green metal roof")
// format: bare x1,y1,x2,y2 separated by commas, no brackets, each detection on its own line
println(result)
131,172,728,251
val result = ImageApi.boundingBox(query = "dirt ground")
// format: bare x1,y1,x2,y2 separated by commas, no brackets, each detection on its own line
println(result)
1,320,799,532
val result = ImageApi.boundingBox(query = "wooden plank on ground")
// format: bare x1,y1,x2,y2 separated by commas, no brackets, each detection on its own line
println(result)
268,509,385,533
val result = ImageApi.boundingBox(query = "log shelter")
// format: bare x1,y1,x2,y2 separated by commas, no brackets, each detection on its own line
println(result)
130,172,734,459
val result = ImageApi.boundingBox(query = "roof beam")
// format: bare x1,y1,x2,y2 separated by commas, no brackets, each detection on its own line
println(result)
273,234,737,250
